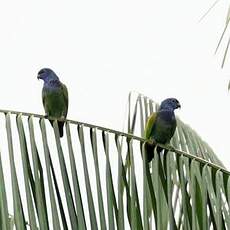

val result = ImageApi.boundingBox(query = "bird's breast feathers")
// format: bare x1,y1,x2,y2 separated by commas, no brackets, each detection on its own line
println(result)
42,85,68,118
152,110,177,143
158,110,176,123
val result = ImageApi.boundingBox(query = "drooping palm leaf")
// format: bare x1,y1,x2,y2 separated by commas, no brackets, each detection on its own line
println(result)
0,92,229,229
203,0,230,67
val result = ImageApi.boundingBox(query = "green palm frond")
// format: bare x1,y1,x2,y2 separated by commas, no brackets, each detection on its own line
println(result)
212,0,230,67
199,0,230,67
126,92,224,166
0,92,229,229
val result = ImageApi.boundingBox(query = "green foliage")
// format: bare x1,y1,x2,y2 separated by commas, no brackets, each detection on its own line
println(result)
215,1,230,68
0,92,229,229
199,0,230,67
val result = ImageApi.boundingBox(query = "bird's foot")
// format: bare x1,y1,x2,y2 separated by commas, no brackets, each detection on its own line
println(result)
147,139,156,146
165,144,175,152
60,116,65,121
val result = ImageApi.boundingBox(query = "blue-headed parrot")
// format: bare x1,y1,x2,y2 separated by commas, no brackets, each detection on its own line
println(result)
37,68,69,138
144,98,181,162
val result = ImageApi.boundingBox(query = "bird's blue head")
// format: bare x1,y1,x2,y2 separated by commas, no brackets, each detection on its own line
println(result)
159,98,181,111
37,68,59,83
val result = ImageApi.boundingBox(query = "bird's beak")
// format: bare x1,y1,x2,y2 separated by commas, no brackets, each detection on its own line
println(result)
177,103,181,109
37,74,41,80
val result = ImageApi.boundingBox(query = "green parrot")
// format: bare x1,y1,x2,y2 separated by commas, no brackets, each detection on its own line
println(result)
144,98,181,162
37,68,68,137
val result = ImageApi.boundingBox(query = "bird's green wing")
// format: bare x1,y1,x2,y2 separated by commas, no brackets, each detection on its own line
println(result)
144,112,157,139
61,83,69,117
42,87,48,115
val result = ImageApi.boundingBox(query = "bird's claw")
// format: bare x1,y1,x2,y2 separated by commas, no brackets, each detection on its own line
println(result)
60,116,65,121
147,139,156,146
165,144,175,152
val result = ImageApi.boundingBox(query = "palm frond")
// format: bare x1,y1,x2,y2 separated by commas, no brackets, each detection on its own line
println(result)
0,92,229,229
213,1,230,67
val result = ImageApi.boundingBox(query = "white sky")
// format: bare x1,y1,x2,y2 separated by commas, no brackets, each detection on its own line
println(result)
0,0,230,169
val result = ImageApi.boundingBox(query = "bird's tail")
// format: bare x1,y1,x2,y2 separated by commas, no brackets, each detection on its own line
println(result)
143,142,168,180
145,142,155,162
144,142,164,162
58,121,64,137
49,120,65,138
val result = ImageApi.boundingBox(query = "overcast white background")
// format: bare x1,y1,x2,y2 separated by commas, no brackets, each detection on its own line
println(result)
0,0,230,168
